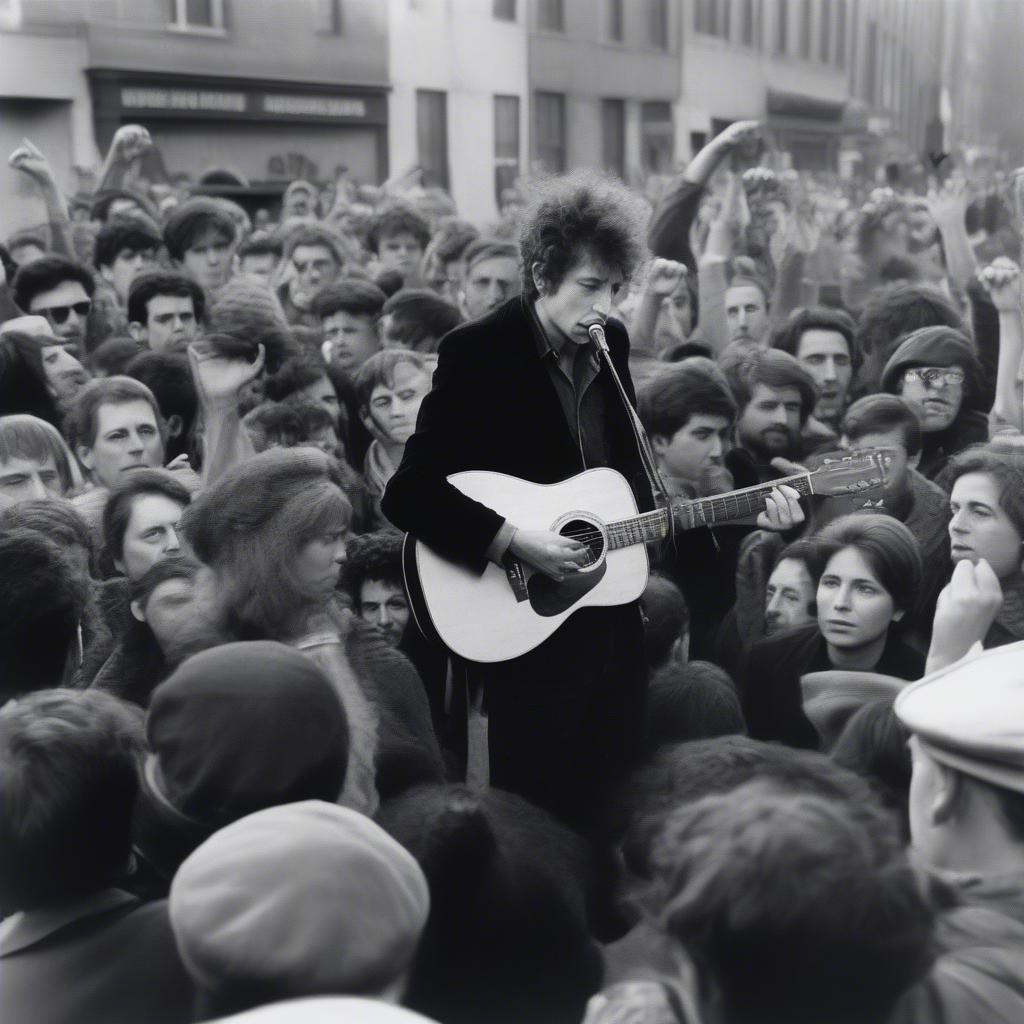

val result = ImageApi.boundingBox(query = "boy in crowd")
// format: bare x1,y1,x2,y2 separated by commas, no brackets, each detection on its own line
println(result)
316,279,386,375
162,197,238,294
367,203,431,286
93,218,161,308
127,271,205,354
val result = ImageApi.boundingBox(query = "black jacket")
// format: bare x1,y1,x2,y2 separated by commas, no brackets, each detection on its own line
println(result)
383,296,655,568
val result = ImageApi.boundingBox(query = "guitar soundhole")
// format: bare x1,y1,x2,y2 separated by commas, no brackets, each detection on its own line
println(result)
557,517,605,571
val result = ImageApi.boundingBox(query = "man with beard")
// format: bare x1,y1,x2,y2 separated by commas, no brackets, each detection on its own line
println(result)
721,347,817,483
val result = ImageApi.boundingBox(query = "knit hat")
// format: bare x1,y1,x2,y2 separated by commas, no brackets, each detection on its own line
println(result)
163,197,237,261
209,997,440,1023
801,670,908,748
880,326,980,394
169,801,430,1000
144,642,349,826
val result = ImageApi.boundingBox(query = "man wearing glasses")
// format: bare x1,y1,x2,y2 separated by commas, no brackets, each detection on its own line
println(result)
12,256,95,356
881,324,988,480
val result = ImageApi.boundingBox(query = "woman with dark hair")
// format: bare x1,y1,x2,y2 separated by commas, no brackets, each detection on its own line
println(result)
0,331,64,425
944,443,1024,647
743,514,925,749
181,446,442,813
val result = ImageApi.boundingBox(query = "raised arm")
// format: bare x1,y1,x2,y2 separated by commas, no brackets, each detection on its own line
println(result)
979,257,1024,434
8,139,74,259
926,174,977,298
94,124,152,196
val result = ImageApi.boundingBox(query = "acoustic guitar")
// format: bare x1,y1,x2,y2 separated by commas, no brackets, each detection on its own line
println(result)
402,449,892,663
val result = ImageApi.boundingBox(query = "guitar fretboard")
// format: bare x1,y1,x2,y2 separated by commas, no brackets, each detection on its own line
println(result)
604,471,814,551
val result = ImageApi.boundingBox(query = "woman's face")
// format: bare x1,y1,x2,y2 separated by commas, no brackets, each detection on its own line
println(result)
949,472,1024,580
292,519,349,599
817,546,899,651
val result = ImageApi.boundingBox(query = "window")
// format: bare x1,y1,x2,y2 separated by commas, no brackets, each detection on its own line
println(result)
537,0,564,31
776,0,788,54
602,99,626,178
818,0,830,61
695,0,730,39
417,90,449,190
534,91,567,173
494,95,521,203
606,0,623,41
641,101,674,175
835,0,847,68
313,0,341,34
648,0,668,48
170,0,225,29
798,0,812,58
493,0,516,20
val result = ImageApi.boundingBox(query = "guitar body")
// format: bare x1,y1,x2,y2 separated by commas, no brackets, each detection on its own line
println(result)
404,468,649,664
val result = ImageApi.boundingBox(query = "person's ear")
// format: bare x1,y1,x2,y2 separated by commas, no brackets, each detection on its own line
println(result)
892,608,905,622
929,763,960,827
77,445,95,472
531,262,546,296
650,433,669,457
166,414,184,439
129,598,146,624
128,321,146,344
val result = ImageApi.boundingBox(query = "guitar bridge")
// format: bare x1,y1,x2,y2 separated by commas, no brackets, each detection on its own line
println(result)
503,556,530,603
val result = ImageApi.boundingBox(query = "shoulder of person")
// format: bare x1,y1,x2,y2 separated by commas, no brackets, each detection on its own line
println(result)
749,622,821,665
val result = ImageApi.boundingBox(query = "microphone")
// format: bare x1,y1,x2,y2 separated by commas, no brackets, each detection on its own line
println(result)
587,320,609,353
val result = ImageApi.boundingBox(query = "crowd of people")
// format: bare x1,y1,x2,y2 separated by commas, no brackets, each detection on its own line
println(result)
2,116,1024,1024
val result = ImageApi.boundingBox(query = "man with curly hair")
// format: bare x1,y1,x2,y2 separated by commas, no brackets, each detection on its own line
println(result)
380,172,668,824
343,530,409,646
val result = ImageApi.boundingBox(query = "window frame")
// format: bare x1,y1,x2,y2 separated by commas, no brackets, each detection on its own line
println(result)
168,0,227,35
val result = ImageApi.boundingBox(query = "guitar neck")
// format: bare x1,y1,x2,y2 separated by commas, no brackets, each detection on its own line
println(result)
605,471,814,551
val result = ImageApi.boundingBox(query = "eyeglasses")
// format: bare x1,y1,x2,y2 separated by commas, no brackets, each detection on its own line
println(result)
902,366,965,387
35,300,92,325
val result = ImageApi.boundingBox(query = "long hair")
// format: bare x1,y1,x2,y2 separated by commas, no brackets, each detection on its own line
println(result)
0,414,81,494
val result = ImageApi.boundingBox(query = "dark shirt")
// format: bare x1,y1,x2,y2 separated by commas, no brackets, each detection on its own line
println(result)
526,297,609,467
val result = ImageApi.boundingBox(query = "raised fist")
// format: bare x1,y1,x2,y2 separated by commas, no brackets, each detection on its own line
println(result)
643,258,687,297
978,256,1022,314
8,138,55,185
110,124,152,164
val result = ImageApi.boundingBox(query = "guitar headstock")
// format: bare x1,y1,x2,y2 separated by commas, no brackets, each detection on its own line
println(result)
806,447,894,497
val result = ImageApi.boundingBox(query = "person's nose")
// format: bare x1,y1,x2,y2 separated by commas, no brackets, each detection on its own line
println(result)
821,358,838,383
164,526,181,553
949,507,969,535
765,591,783,616
709,435,723,460
770,405,789,425
333,540,347,564
591,286,614,318
28,473,48,500
736,308,749,327
377,604,391,627
833,583,853,612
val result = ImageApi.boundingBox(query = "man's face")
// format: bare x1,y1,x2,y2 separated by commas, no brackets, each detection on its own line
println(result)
28,279,91,346
239,252,279,285
0,454,64,508
41,344,90,411
898,366,964,433
764,558,816,635
101,247,156,304
117,492,184,581
134,294,199,353
323,310,381,373
796,329,852,424
291,244,340,298
182,226,234,291
362,362,432,445
652,414,732,485
284,190,315,219
358,578,410,645
949,472,1023,580
298,375,342,426
78,400,164,490
463,256,520,319
377,231,424,277
725,284,769,345
737,383,803,459
533,255,625,347
848,427,910,497
134,576,197,655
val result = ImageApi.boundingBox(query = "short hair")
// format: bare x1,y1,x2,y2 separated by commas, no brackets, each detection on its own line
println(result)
719,347,818,423
243,402,306,452
519,170,648,301
0,414,77,494
644,661,744,750
814,513,923,615
0,498,93,568
771,537,832,590
354,349,429,412
88,336,144,377
640,571,690,669
313,278,387,321
69,376,164,452
342,530,405,604
367,202,431,255
842,394,923,458
283,395,337,437
374,267,405,297
648,781,935,1024
0,688,145,911
124,351,198,431
463,238,518,274
162,197,237,262
127,270,205,327
855,283,964,389
264,354,330,404
382,289,462,353
129,554,201,609
102,468,191,564
425,219,480,266
236,232,282,262
771,305,859,371
12,255,95,312
0,528,89,701
282,224,347,266
945,443,1024,539
93,217,162,269
725,256,771,306
638,358,737,439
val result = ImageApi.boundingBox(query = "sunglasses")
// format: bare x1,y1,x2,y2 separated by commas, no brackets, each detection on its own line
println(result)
903,366,965,387
36,300,92,325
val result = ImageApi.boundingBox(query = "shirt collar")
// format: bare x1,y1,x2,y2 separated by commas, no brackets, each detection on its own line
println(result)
524,296,600,369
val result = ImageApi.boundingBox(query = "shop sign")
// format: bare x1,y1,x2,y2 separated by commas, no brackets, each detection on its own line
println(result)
121,88,246,112
261,95,366,118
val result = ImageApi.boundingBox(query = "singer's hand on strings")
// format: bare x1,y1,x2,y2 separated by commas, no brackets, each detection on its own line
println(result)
510,529,589,582
757,485,805,532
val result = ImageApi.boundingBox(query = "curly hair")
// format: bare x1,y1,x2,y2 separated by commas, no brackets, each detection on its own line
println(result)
771,305,860,374
518,170,648,301
945,442,1024,539
342,530,405,602
367,202,431,256
718,347,818,424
